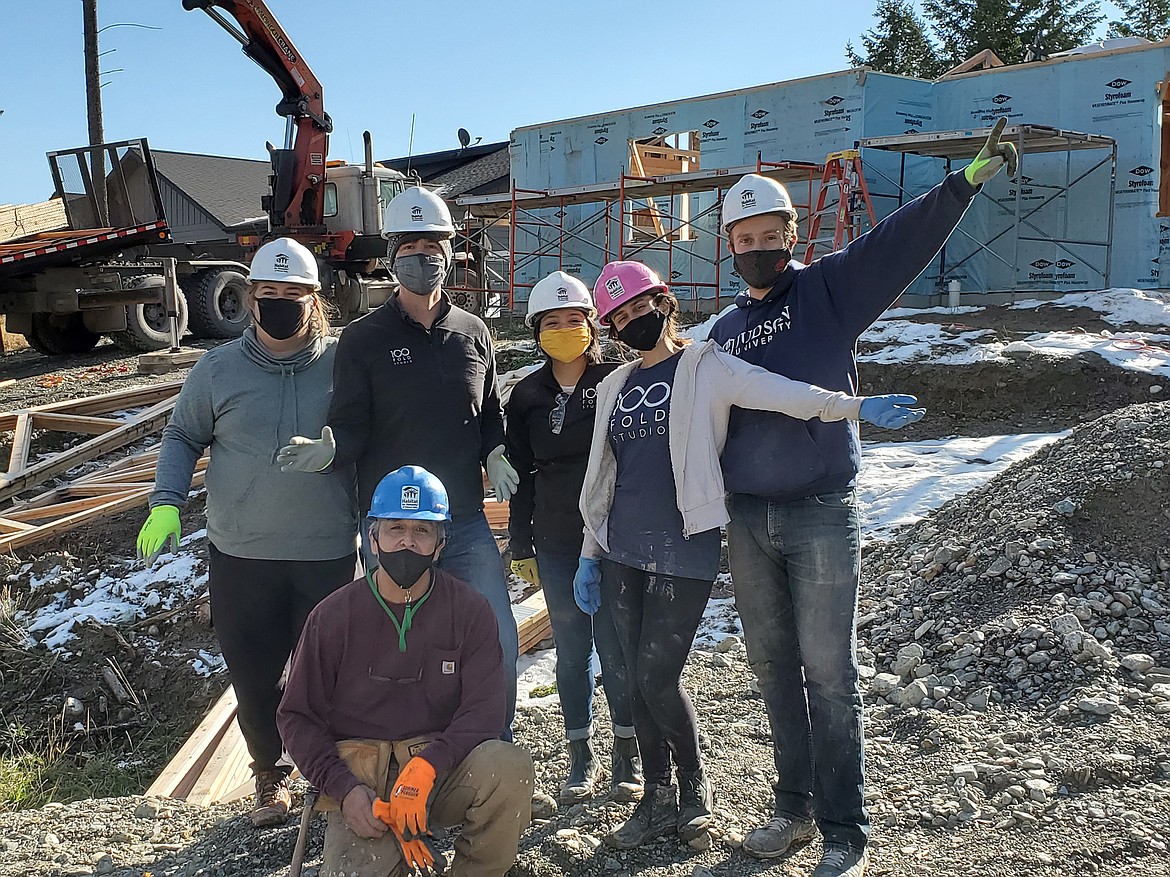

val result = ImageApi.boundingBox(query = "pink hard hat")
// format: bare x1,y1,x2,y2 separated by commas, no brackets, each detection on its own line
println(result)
593,261,668,324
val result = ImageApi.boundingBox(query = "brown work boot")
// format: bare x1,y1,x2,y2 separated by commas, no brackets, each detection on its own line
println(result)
250,769,291,828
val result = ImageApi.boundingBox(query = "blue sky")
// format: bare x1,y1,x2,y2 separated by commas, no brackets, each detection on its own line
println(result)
1,0,1125,205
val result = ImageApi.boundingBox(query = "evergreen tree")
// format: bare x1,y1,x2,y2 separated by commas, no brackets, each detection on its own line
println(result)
1107,0,1170,40
923,0,1104,66
846,0,945,79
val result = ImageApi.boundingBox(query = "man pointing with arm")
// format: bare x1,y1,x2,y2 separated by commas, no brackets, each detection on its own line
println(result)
710,121,1015,877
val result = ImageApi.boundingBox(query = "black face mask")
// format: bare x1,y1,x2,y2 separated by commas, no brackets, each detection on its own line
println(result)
733,248,791,291
376,542,436,588
255,297,307,340
616,309,667,351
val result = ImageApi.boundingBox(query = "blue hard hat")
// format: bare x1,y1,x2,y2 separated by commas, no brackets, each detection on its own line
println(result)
367,465,451,521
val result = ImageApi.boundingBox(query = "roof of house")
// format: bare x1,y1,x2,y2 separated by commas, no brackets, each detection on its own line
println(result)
151,150,271,229
379,141,509,187
428,148,510,198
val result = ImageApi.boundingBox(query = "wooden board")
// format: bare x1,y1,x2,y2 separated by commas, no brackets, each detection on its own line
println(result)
0,382,182,433
146,686,238,800
137,347,206,375
0,396,176,503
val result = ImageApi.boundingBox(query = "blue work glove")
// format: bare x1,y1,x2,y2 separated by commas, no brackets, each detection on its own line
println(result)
573,556,602,615
859,394,926,429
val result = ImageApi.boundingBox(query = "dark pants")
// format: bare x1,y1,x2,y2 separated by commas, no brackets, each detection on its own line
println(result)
538,549,634,739
726,490,869,851
435,512,519,740
600,559,712,787
208,543,357,774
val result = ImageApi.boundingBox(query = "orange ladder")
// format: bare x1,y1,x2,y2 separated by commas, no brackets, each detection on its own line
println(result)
803,149,877,263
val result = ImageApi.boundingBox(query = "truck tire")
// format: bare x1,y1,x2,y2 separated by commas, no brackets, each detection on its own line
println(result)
185,268,250,339
111,288,190,353
25,314,102,356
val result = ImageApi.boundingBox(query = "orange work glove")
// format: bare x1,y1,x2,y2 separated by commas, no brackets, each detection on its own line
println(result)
372,798,437,872
388,756,437,838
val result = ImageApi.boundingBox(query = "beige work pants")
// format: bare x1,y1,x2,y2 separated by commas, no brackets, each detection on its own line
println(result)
319,737,534,877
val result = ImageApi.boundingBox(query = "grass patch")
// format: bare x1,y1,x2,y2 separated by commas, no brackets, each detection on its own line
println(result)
0,714,187,811
528,682,558,698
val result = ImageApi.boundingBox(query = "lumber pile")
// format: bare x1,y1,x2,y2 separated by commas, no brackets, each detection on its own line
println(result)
0,199,68,243
0,383,190,554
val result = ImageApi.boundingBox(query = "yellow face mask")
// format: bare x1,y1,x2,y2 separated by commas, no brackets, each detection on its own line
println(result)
539,325,592,363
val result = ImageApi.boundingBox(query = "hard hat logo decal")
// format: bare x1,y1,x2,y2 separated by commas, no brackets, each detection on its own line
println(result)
400,485,420,510
741,190,756,209
273,253,289,273
410,205,424,222
605,277,625,300
556,286,569,302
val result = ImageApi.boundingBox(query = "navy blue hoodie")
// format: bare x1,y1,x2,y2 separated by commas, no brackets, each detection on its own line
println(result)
709,171,976,501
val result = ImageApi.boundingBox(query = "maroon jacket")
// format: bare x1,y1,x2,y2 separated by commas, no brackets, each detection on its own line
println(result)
278,569,505,804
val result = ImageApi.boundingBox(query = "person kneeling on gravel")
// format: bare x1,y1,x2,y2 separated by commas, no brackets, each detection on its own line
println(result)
137,238,359,829
278,466,534,877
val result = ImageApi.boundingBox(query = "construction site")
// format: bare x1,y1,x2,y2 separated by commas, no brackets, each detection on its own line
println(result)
1,1,1170,876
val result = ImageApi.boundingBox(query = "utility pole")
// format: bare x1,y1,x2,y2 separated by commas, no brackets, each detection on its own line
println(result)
82,0,106,223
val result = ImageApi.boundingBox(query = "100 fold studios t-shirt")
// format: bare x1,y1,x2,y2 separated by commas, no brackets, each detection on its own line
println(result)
605,352,721,581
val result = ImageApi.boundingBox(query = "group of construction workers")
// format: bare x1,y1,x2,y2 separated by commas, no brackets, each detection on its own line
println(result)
138,120,1016,877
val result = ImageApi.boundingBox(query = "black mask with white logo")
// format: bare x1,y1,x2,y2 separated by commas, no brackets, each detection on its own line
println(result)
617,309,667,351
377,543,436,588
733,248,791,291
255,297,307,340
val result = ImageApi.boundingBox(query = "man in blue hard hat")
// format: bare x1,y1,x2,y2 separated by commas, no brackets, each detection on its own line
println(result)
279,466,533,877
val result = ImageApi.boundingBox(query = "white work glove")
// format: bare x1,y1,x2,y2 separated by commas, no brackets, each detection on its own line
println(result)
485,445,519,502
276,425,336,473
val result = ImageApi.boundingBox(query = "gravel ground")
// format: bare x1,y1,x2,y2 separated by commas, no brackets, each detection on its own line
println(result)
3,402,1168,876
2,306,1169,877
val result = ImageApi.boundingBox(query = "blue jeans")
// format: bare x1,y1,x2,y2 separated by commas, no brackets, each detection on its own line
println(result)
435,512,518,739
726,490,869,852
537,550,634,741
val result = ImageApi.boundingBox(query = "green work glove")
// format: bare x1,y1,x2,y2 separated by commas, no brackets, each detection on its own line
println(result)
964,117,1018,188
511,557,540,587
485,445,519,502
137,504,181,563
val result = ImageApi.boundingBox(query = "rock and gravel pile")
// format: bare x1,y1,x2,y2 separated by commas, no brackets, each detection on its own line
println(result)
3,406,1170,876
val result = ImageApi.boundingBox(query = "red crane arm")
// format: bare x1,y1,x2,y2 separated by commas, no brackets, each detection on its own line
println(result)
183,0,332,231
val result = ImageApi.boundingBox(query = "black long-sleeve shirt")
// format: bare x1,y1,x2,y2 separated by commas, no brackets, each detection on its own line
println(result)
328,294,506,517
505,361,619,558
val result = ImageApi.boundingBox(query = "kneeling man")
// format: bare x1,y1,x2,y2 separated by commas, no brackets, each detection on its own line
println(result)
279,465,533,877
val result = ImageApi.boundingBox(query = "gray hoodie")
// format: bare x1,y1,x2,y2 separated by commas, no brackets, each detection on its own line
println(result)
151,329,357,561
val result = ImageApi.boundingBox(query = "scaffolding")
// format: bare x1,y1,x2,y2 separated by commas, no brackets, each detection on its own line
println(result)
457,159,824,317
857,124,1117,294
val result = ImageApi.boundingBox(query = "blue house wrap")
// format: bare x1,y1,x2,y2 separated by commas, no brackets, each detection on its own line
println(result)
502,41,1166,305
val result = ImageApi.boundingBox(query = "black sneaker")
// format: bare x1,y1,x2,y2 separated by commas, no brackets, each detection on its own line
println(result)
676,767,714,841
741,813,817,860
603,784,677,849
813,844,869,877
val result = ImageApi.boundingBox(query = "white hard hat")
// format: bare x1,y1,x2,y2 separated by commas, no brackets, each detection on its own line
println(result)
382,186,455,237
721,174,797,233
526,271,595,327
249,237,320,289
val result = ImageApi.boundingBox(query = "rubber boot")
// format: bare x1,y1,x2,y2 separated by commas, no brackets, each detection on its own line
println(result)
676,766,714,841
558,737,601,804
603,784,678,849
610,735,644,803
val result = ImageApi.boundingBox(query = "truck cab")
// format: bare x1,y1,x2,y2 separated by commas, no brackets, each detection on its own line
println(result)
322,164,409,237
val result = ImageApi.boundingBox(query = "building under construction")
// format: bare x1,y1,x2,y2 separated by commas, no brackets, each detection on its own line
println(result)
458,38,1168,313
